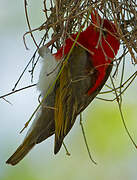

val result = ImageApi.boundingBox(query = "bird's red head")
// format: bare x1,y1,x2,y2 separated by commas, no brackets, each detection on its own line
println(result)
84,10,120,95
54,10,119,60
91,10,118,36
89,10,120,58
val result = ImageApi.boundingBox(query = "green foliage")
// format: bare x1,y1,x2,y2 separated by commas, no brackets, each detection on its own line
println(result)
85,102,135,158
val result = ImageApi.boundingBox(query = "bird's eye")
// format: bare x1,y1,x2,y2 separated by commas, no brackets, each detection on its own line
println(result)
102,29,107,37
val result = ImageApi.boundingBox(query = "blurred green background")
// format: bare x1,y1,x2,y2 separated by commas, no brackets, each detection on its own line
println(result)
0,1,137,180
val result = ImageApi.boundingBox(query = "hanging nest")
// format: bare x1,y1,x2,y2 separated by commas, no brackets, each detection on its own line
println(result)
24,0,137,61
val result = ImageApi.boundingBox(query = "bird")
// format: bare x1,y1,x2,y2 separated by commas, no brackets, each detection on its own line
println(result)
6,10,120,165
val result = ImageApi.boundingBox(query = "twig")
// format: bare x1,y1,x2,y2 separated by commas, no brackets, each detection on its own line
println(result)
1,84,36,99
80,113,97,165
110,75,137,148
24,0,38,49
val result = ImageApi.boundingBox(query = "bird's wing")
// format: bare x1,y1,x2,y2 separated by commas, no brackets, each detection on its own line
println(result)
54,46,99,153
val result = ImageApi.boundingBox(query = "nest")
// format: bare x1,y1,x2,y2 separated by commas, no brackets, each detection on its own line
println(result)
24,0,137,60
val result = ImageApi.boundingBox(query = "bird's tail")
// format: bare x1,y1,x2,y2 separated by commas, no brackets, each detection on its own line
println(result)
6,133,35,166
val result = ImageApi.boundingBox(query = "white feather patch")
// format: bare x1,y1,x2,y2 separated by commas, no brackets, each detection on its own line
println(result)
37,46,60,97
25,47,60,138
